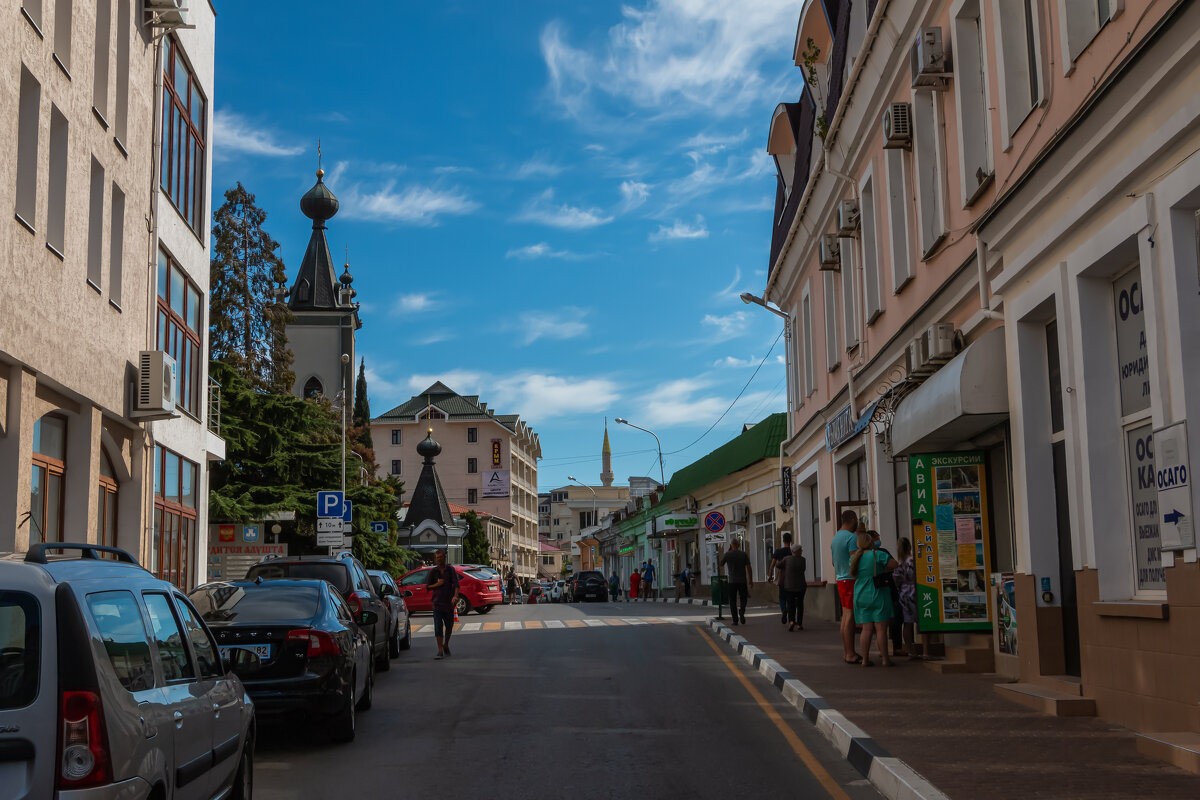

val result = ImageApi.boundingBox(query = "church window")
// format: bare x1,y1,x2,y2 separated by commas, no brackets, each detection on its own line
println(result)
303,376,323,399
297,279,311,303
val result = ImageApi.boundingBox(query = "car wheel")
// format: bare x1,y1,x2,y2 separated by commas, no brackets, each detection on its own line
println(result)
230,737,253,800
455,596,472,616
356,663,374,712
399,620,411,650
375,639,391,671
388,624,402,659
476,605,493,615
330,676,356,743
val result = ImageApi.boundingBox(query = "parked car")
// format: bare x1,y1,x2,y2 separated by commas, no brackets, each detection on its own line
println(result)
367,569,411,654
190,578,375,742
526,585,545,604
245,551,393,672
398,564,503,616
0,543,255,799
572,570,609,602
548,580,565,603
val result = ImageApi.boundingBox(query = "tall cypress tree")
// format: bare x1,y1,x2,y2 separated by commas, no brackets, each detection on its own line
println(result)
210,183,294,393
352,359,372,444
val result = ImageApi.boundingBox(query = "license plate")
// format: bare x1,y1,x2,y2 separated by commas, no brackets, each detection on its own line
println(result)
221,644,271,659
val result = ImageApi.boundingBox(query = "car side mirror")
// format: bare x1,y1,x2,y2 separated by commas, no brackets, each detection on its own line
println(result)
401,590,413,598
378,584,393,597
356,610,379,627
222,650,234,674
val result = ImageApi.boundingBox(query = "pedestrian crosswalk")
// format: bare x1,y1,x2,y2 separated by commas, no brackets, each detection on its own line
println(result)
410,616,699,638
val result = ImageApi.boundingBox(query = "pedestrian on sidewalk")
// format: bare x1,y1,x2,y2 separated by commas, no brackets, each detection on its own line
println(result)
893,537,921,659
609,571,622,602
678,563,692,597
781,543,807,631
629,567,641,601
426,548,460,660
720,539,752,625
506,570,518,606
870,530,906,656
851,531,898,667
642,559,656,600
768,532,793,624
832,509,861,663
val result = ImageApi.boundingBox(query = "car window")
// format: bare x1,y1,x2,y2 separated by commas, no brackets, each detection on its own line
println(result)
330,589,353,624
465,568,496,580
190,583,319,624
0,590,40,710
353,563,373,594
368,575,382,593
399,570,428,587
85,591,155,693
246,563,351,594
173,597,222,680
143,592,195,682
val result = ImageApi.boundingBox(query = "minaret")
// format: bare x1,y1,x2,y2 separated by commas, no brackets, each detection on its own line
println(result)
600,419,614,487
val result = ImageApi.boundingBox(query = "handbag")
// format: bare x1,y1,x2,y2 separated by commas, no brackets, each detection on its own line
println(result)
871,552,891,589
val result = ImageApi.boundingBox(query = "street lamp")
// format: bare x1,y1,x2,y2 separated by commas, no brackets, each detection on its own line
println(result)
567,476,597,571
740,292,793,437
614,418,665,488
340,353,350,499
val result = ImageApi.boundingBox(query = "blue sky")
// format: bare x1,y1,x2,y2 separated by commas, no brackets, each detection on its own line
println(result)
212,1,802,491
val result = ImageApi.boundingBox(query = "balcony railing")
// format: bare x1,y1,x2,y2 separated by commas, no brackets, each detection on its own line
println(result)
207,377,221,435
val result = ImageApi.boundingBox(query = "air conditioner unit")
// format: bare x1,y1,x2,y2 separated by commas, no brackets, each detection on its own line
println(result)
819,234,841,269
135,350,178,418
837,200,860,235
882,102,913,149
911,27,950,88
926,322,957,362
684,496,697,513
907,336,934,376
144,0,189,27
732,503,750,524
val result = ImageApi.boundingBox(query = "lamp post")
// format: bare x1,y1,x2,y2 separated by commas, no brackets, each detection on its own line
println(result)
614,418,665,488
740,292,793,437
567,476,597,570
340,353,350,499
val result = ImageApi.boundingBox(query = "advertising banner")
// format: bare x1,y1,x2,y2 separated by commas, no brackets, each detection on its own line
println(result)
482,470,510,498
994,572,1017,655
491,439,503,468
909,452,993,632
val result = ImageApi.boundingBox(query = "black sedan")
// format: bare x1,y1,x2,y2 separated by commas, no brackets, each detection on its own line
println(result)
190,578,376,742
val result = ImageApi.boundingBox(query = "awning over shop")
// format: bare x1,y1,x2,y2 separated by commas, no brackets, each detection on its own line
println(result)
892,327,1008,455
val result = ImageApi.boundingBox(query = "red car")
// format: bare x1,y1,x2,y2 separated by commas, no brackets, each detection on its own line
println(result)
398,564,503,615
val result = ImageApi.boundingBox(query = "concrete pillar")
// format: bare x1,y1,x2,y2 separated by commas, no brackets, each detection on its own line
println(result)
0,367,37,552
63,404,102,542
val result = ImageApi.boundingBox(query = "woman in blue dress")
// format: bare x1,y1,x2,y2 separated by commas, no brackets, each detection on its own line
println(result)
851,531,899,667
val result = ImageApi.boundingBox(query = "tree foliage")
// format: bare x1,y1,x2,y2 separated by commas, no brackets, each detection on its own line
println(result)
207,360,414,574
352,359,372,444
210,183,294,393
462,511,490,566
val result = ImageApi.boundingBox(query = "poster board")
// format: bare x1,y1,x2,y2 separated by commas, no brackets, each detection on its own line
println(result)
909,452,993,632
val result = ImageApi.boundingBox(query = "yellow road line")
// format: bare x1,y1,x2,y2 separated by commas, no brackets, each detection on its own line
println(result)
697,629,852,800
411,624,426,632
453,623,463,632
565,619,586,628
524,621,544,629
483,622,502,631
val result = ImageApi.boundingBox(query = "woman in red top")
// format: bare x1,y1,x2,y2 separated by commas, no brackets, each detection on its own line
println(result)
629,569,641,600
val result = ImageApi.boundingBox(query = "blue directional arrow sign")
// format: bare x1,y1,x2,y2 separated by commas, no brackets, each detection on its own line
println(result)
370,521,388,534
317,491,344,518
1164,509,1185,525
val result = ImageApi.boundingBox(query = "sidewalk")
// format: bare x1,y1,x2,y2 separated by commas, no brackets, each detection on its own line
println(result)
720,609,1200,799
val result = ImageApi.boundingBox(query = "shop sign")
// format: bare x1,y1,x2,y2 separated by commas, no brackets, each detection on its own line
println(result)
491,439,503,468
482,470,510,498
655,514,698,533
909,452,993,633
1127,424,1164,590
994,572,1017,655
1154,421,1195,551
825,400,879,452
207,541,287,582
619,544,635,554
780,466,793,508
1113,269,1151,416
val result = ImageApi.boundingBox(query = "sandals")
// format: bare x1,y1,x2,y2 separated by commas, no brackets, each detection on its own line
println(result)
843,655,863,665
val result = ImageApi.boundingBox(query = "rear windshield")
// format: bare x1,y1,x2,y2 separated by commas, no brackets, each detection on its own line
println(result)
246,563,350,594
465,568,497,580
578,572,604,581
0,591,40,710
190,583,320,624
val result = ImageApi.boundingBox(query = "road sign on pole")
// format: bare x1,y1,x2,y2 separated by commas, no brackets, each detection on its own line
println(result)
317,518,343,533
342,500,353,523
1155,421,1195,550
317,491,344,518
703,531,728,546
370,521,388,534
316,531,343,547
704,511,726,533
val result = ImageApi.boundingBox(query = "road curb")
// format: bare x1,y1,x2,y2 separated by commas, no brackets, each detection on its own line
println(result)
707,618,951,800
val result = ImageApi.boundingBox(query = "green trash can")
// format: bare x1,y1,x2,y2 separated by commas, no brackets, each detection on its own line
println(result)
711,575,728,619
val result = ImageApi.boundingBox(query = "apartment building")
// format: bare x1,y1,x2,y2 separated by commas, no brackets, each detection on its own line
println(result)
372,382,541,580
546,483,630,571
0,1,220,589
759,0,1200,760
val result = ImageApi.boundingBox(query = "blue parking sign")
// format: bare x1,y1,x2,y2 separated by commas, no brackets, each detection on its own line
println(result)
342,500,353,523
370,521,388,534
317,491,343,518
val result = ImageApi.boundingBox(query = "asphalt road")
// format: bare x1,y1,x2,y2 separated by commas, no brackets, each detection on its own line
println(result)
254,601,881,800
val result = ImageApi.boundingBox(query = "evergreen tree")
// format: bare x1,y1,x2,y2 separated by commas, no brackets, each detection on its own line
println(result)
210,183,294,393
462,511,490,566
352,359,373,448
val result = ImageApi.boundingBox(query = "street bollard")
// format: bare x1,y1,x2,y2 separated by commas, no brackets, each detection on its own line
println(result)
711,575,728,620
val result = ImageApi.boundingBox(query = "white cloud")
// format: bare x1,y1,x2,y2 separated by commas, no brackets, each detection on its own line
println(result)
212,109,304,159
712,355,761,368
681,129,749,154
505,242,584,260
404,371,486,396
516,189,613,230
715,267,744,300
619,180,650,213
701,311,748,341
515,155,565,179
339,181,479,225
636,378,776,428
541,1,799,117
650,216,709,242
489,374,620,422
394,293,439,313
517,308,590,344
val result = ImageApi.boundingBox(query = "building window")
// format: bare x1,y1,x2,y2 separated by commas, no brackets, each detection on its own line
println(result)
824,271,840,371
468,488,478,505
15,66,40,230
952,0,993,204
152,446,198,589
46,106,68,256
303,377,323,399
860,178,882,323
753,509,776,576
846,456,868,501
97,452,118,550
840,237,859,349
53,0,71,73
390,459,401,475
467,457,478,474
391,429,401,445
113,0,130,144
30,414,67,543
809,482,821,581
467,427,478,443
994,0,1043,141
802,292,815,395
21,1,42,30
109,184,125,307
87,159,104,289
92,0,110,122
161,36,207,234
913,90,948,257
885,149,913,291
1061,0,1117,64
156,250,201,417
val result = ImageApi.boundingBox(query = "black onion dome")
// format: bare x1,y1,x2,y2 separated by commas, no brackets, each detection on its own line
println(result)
417,428,441,460
339,264,354,285
300,169,339,222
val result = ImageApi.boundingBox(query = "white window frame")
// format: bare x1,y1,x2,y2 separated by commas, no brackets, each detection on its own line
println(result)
840,238,860,350
885,149,914,292
951,0,995,206
912,89,949,259
824,270,841,371
859,169,883,323
1057,0,1122,72
791,301,804,409
802,285,815,395
753,509,776,577
992,0,1045,148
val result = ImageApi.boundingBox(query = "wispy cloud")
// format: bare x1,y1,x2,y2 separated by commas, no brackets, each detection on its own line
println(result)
212,109,304,159
682,129,749,154
635,378,776,427
712,355,761,368
515,155,566,179
393,293,439,313
515,189,613,230
714,267,744,301
405,371,486,397
650,216,709,241
701,311,748,341
505,242,586,260
619,180,650,213
516,308,590,344
490,374,620,422
339,181,479,225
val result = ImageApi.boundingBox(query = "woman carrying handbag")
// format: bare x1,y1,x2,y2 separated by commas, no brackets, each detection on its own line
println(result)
850,530,899,667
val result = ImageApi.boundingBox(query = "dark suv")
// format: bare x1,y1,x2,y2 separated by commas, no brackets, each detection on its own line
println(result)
571,570,609,602
245,552,393,672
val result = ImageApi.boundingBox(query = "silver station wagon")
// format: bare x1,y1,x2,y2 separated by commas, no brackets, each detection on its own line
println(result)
0,543,255,799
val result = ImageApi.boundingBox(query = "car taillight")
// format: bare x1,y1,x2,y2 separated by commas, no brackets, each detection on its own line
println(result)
347,592,365,617
58,691,111,789
288,628,341,658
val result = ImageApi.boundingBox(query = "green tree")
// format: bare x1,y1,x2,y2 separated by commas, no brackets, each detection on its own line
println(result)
210,183,294,393
352,359,373,449
207,360,412,574
462,511,490,566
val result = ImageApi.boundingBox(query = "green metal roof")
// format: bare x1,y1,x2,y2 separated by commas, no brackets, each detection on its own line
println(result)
659,413,787,505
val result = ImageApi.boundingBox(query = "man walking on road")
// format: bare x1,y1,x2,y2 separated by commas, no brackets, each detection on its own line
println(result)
426,548,460,660
832,510,860,663
720,539,753,625
769,531,793,623
642,559,656,600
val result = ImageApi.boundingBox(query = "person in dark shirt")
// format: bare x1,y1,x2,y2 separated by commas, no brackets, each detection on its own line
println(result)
425,548,460,660
768,531,794,624
720,539,753,625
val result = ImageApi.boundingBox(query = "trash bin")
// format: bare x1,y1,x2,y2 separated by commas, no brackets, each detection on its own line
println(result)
711,575,727,607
